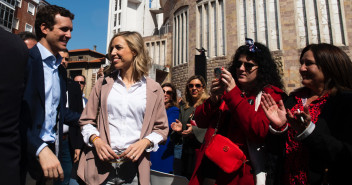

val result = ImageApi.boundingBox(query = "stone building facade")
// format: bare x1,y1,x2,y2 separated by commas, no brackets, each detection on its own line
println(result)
152,0,352,96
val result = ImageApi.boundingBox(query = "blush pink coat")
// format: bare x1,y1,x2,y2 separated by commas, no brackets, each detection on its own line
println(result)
77,76,169,185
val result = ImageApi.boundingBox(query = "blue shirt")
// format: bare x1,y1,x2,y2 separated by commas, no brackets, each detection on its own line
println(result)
36,43,62,156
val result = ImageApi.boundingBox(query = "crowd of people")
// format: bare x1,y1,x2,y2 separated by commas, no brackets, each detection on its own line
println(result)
1,3,352,185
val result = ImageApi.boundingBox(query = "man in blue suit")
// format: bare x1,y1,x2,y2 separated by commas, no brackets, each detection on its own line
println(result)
20,5,80,185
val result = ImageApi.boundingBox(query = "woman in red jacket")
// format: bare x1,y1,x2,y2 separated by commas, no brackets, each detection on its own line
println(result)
188,38,286,185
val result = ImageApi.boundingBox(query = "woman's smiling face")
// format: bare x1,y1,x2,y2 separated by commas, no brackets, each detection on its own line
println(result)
110,36,135,71
299,50,325,91
188,79,204,100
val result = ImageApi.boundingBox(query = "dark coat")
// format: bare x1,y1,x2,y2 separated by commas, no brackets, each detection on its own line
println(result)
0,27,28,185
66,79,84,151
20,45,81,180
266,90,352,185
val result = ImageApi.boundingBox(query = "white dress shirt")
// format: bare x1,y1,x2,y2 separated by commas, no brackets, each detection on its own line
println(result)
82,74,162,152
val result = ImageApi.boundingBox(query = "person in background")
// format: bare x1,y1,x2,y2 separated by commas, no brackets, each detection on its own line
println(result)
0,27,28,185
74,75,88,106
20,5,80,184
150,83,180,174
189,39,285,185
18,31,37,49
261,43,352,185
171,75,209,179
77,31,168,185
54,50,84,185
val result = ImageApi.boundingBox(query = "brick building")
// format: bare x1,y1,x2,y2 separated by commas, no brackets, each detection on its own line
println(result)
12,0,39,34
66,48,106,98
144,0,352,95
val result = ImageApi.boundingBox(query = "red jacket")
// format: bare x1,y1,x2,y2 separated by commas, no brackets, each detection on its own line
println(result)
189,85,284,185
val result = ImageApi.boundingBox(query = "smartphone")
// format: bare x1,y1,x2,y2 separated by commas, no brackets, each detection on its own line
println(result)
214,67,222,79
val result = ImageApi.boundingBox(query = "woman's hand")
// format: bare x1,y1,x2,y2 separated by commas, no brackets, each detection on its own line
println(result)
92,135,119,162
220,68,236,92
181,124,193,136
287,105,311,133
171,119,183,132
261,93,287,128
120,138,151,162
210,79,224,105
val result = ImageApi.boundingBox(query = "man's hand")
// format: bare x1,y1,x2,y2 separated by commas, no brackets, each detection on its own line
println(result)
73,149,81,163
38,146,64,181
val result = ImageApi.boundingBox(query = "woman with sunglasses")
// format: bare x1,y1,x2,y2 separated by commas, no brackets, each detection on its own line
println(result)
171,75,209,179
188,39,286,185
150,83,180,174
77,31,168,185
261,43,352,185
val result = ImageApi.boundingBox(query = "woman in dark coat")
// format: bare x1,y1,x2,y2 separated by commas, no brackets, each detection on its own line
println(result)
171,75,209,179
261,43,352,185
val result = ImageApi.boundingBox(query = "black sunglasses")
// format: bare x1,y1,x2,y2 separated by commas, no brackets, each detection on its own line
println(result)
76,81,86,85
235,61,258,71
188,84,203,89
163,90,173,95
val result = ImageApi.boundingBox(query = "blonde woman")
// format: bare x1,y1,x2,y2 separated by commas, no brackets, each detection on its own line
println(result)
77,31,168,185
171,75,209,179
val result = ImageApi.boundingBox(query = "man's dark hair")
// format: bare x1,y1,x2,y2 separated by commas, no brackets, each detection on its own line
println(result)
35,5,74,40
74,75,86,82
17,31,37,41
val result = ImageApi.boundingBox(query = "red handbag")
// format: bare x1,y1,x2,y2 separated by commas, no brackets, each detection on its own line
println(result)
205,134,247,173
204,102,247,173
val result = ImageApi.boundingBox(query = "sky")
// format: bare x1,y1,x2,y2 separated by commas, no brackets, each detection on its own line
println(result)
45,0,109,54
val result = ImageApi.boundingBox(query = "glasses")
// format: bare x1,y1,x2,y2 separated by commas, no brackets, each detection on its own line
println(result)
234,61,258,71
163,90,173,95
76,81,86,85
188,84,203,89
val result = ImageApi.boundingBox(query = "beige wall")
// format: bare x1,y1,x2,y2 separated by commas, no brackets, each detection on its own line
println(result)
159,0,352,96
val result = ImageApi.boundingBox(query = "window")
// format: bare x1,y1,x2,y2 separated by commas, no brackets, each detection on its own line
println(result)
114,14,117,27
0,2,15,30
16,0,21,7
25,23,32,32
78,56,84,61
27,3,35,15
146,40,167,66
13,18,18,29
296,0,346,47
4,0,16,6
237,0,281,51
196,0,225,58
173,7,188,66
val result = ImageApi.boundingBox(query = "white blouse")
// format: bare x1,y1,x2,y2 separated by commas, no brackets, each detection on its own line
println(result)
82,75,162,152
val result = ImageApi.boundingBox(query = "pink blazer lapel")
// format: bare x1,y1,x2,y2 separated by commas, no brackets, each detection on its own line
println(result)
100,77,115,144
140,77,157,139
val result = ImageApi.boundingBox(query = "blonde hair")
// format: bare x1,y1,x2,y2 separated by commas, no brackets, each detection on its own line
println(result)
184,75,209,109
107,31,151,81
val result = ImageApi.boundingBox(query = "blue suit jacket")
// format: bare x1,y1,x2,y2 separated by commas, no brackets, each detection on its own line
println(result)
20,45,81,179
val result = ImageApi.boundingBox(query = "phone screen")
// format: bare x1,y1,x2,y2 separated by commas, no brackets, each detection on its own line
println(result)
214,67,222,79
